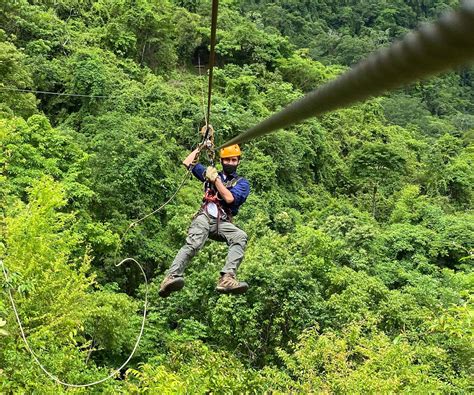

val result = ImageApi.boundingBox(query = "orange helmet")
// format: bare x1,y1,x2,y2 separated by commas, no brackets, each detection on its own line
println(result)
220,144,241,158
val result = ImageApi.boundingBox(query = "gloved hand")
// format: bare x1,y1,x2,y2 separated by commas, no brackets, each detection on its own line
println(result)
206,166,218,182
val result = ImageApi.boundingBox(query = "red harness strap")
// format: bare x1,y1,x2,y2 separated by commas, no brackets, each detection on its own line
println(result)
202,188,223,230
200,175,241,224
203,188,221,204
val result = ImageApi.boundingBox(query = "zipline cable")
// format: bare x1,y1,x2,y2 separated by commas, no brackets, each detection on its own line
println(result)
206,0,219,128
220,0,474,148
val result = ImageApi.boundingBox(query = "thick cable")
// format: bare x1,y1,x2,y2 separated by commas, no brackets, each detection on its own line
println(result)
220,0,474,148
206,0,219,127
1,258,147,388
0,86,112,98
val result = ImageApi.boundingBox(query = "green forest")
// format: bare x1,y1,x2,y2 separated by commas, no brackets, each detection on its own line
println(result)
1,0,473,392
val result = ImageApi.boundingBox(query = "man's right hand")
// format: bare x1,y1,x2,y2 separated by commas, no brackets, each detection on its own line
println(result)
182,147,201,168
206,166,218,182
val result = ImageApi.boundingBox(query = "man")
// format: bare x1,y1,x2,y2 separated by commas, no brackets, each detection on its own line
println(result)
159,144,250,297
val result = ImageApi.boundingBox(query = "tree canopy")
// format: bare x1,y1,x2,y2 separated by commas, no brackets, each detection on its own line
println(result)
0,0,472,392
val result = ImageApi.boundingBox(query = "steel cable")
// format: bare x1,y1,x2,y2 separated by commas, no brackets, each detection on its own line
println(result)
220,0,474,148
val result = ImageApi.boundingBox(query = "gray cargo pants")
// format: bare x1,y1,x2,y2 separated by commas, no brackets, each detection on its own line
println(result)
168,213,247,277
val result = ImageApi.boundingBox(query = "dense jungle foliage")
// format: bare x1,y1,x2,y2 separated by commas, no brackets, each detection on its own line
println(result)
1,0,473,392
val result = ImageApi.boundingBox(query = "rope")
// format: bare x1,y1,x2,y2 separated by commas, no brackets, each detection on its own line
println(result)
220,0,474,148
198,54,208,126
1,257,147,388
114,170,192,262
0,86,112,98
206,0,219,127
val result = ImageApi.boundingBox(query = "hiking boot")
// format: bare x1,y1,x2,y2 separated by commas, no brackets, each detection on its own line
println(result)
159,275,185,298
216,273,248,295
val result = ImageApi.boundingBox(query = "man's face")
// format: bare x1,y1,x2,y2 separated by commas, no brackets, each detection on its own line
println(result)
222,156,240,166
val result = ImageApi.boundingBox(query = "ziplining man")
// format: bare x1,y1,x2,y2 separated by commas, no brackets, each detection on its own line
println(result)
159,144,250,297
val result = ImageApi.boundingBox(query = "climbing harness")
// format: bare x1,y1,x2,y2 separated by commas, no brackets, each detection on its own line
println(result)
200,174,242,231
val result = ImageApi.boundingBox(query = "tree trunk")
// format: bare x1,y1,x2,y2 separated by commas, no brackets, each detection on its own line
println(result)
372,182,378,218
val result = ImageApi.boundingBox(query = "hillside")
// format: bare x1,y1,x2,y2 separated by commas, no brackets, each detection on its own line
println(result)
0,0,473,392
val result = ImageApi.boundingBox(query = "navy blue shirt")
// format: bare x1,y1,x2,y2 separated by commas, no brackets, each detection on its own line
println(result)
191,163,250,216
